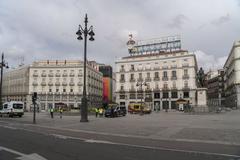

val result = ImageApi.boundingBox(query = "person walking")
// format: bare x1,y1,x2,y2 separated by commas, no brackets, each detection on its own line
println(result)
99,108,103,117
50,107,54,118
59,107,63,119
95,107,99,117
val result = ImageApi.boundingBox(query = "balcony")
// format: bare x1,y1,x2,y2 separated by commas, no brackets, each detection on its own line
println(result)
129,78,136,83
171,76,177,80
145,78,152,82
119,89,125,93
62,81,67,86
41,73,47,77
33,73,38,77
182,75,190,79
182,63,189,67
162,66,168,69
78,82,83,86
55,81,60,86
41,81,46,86
120,79,125,83
137,88,143,92
55,73,61,77
48,82,53,86
154,77,160,81
69,82,75,86
62,73,68,77
48,73,54,77
162,77,168,81
69,73,75,77
129,88,136,92
171,65,177,69
129,68,135,72
32,81,38,86
162,86,169,91
137,78,143,82
145,88,152,92
154,66,160,70
119,68,125,72
183,86,190,90
78,73,83,77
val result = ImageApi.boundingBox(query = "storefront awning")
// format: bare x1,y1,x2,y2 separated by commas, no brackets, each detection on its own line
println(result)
176,98,188,104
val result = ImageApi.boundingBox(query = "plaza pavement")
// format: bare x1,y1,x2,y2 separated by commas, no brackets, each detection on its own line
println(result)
1,109,240,145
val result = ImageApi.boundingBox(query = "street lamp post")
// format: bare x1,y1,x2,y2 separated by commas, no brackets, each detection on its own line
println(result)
76,14,95,122
0,53,9,107
136,81,147,115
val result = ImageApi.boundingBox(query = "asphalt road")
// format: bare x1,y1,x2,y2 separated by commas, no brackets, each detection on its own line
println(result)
0,125,240,160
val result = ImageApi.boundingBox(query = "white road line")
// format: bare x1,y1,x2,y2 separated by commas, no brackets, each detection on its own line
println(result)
1,123,240,158
0,146,47,160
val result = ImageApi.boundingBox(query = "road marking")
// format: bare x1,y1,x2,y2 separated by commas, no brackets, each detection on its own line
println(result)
48,132,240,158
1,122,240,158
0,146,47,160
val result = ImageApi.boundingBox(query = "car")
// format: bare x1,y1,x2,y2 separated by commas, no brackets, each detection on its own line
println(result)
104,105,127,117
0,101,24,117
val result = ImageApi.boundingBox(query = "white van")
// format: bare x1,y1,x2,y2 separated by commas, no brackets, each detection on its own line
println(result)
0,101,24,117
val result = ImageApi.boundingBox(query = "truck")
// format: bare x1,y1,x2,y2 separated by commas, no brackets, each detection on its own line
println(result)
128,102,151,114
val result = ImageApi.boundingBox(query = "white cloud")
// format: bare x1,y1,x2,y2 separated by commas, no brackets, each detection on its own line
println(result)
194,50,227,71
0,0,239,69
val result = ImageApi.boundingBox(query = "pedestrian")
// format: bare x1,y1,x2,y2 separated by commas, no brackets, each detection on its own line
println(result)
110,107,114,118
59,107,63,119
50,107,54,118
99,108,103,117
95,107,99,117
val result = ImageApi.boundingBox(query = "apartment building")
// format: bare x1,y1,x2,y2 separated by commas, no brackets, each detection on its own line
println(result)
115,50,198,110
2,60,103,111
224,40,240,108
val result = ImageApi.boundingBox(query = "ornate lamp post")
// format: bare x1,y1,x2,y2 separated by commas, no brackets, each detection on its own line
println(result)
136,81,147,115
0,53,9,107
76,14,95,122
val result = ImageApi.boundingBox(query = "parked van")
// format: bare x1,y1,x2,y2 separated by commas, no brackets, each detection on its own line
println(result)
128,102,151,114
0,101,24,117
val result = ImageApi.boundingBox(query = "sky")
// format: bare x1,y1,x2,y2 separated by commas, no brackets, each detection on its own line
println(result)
0,0,239,71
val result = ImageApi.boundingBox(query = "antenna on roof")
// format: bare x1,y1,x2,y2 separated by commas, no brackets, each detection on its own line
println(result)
19,56,25,67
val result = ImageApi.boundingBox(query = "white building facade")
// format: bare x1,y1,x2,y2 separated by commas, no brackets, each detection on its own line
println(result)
224,40,240,109
2,60,103,111
115,50,198,110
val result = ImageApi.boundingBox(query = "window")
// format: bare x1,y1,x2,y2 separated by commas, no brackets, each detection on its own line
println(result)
130,74,134,79
131,65,134,70
120,74,125,81
63,89,66,92
70,89,73,92
120,95,125,99
147,72,150,78
130,94,136,99
56,89,59,92
49,89,52,92
172,81,176,88
172,71,176,77
120,86,124,90
154,93,160,99
163,71,168,77
183,92,189,98
171,92,178,98
163,83,168,89
184,81,188,88
154,72,159,78
184,69,188,75
139,73,142,79
163,92,169,98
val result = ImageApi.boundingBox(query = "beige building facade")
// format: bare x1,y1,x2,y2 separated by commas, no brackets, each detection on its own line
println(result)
224,40,240,108
115,50,198,110
2,60,103,111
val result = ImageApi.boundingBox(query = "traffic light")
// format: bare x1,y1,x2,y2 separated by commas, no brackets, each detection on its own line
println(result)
32,92,37,104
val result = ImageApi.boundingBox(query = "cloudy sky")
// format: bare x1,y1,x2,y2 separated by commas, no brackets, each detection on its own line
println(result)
0,0,239,70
